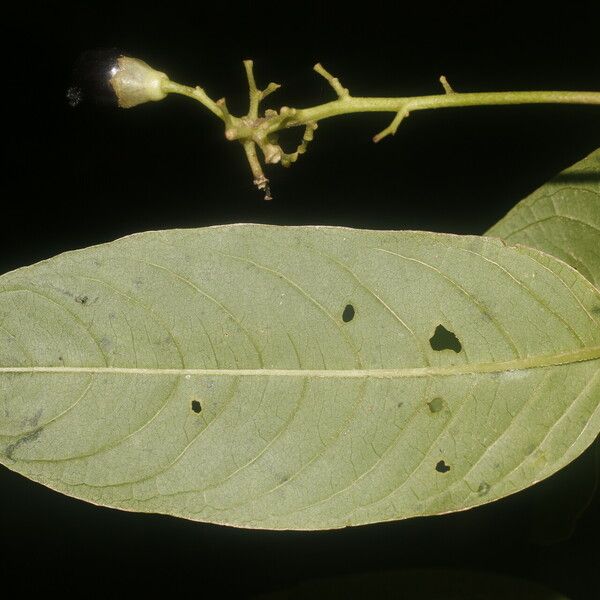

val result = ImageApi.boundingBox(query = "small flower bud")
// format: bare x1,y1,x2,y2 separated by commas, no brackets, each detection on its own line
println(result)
67,49,169,109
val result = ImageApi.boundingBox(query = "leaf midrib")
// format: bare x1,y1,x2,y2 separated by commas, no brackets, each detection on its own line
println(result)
0,346,598,378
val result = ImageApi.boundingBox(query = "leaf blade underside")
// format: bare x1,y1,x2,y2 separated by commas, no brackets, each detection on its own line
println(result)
486,149,600,288
1,226,599,529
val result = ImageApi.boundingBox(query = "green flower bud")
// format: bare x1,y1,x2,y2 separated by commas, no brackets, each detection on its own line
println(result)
109,56,169,108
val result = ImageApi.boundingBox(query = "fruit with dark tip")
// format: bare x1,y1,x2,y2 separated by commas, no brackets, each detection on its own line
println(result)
67,49,169,108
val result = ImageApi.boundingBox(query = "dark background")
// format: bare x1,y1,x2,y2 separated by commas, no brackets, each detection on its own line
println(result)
1,1,599,597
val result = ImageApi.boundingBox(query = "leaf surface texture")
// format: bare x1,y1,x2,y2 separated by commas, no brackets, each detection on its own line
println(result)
487,149,600,287
0,226,599,529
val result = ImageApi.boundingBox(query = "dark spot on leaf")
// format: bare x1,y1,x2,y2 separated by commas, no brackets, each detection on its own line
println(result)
5,428,42,460
342,304,355,323
156,335,174,347
478,482,490,496
279,474,290,485
429,325,462,353
191,400,202,413
21,408,43,429
435,460,451,473
427,397,444,413
397,401,403,408
75,295,89,305
100,337,113,350
592,305,600,315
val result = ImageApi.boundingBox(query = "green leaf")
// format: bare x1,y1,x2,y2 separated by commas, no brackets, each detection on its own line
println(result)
1,226,599,529
486,149,600,287
487,149,600,543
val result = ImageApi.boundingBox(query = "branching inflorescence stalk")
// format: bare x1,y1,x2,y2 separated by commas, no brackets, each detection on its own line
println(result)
110,56,600,199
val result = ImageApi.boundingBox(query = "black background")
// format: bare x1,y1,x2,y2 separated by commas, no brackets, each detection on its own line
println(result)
2,1,600,597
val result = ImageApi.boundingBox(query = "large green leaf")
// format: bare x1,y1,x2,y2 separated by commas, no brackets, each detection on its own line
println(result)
487,149,600,287
1,226,599,529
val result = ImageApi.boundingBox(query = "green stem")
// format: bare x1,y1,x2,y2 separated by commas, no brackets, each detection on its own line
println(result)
242,141,271,199
282,90,600,132
159,60,600,197
162,80,224,119
244,60,260,119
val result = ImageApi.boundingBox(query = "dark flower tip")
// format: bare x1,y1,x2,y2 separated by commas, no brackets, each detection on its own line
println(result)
67,48,123,108
67,48,169,109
